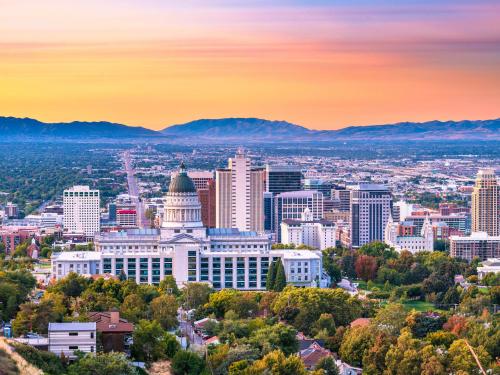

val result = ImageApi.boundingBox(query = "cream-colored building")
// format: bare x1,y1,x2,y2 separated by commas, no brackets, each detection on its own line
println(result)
216,151,264,232
63,185,100,239
471,169,499,236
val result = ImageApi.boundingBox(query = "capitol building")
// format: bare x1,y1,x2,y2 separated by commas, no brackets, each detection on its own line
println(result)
52,164,327,289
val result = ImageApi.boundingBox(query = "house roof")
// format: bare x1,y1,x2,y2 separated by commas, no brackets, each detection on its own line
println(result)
350,318,371,328
88,312,134,333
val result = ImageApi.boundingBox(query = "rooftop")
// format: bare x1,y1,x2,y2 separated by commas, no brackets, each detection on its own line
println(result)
52,251,101,261
49,322,96,331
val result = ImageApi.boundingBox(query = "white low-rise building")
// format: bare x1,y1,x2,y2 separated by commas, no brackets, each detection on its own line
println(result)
52,164,328,290
51,251,101,280
477,258,500,279
280,208,336,250
48,322,96,359
384,215,433,253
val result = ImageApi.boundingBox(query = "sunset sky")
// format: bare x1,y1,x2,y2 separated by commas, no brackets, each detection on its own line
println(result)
1,0,499,130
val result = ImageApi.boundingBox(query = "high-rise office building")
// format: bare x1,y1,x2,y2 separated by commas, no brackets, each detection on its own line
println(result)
274,190,324,241
216,151,265,232
303,179,333,199
471,169,499,236
63,186,100,239
265,165,302,194
350,184,392,247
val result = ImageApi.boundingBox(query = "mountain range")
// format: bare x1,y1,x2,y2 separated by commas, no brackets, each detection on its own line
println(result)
1,116,499,142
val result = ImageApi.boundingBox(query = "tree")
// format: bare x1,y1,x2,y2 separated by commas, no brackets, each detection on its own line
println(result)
266,261,276,291
12,300,59,336
132,320,169,363
48,272,89,298
150,294,178,330
355,255,378,281
272,287,362,335
384,330,422,375
164,333,181,359
171,350,205,375
273,259,287,292
312,313,336,337
67,352,139,375
159,275,180,296
339,326,374,367
340,254,356,279
120,294,146,323
406,312,446,338
241,350,307,375
359,241,397,259
246,323,298,356
372,303,407,336
362,333,393,375
447,339,491,375
315,356,339,375
181,282,212,309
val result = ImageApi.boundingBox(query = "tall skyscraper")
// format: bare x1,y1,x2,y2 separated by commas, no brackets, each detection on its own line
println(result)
265,165,302,194
350,184,392,247
63,186,100,239
216,151,265,231
471,169,499,236
274,190,324,241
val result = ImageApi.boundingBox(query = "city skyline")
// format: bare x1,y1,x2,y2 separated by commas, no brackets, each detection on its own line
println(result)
1,0,500,130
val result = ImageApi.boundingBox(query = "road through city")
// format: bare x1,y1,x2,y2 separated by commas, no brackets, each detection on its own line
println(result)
123,151,148,228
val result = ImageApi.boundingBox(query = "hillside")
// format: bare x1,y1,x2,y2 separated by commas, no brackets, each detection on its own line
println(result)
0,117,159,140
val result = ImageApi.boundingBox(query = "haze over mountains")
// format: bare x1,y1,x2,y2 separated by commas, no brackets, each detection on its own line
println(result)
1,116,499,142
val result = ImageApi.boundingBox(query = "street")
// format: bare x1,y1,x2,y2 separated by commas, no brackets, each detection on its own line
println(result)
123,151,148,228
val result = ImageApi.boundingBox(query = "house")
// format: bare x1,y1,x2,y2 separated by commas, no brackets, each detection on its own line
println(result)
299,341,333,370
88,310,134,353
193,317,217,334
48,322,96,360
336,360,363,375
204,336,220,346
296,332,325,351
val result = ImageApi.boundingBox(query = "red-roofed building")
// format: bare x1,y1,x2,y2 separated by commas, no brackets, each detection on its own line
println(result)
88,310,134,352
300,341,333,370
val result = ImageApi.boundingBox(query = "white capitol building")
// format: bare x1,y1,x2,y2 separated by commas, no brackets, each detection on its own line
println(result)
52,164,328,289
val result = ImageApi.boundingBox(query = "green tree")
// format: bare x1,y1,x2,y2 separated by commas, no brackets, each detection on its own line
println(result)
67,352,139,375
181,282,212,309
266,261,276,291
150,294,178,330
315,356,339,375
339,325,374,367
384,330,422,375
12,300,59,336
131,320,169,363
246,323,298,356
120,294,146,323
171,350,205,375
159,275,180,296
242,350,307,375
372,303,407,336
312,313,336,337
273,259,287,292
447,339,491,375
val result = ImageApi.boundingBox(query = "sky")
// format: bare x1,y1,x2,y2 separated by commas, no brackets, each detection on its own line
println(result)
1,0,499,130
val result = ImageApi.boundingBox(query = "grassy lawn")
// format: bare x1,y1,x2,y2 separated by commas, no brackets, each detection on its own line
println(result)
355,280,390,291
402,300,444,312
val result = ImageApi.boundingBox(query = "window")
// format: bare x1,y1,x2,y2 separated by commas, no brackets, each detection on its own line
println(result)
91,332,94,339
69,346,79,350
69,332,78,336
